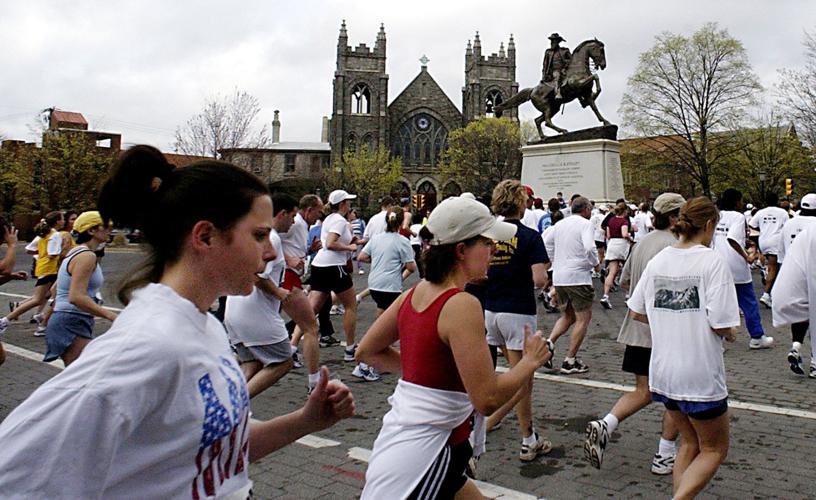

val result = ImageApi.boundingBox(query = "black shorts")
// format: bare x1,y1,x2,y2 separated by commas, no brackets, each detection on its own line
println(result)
309,265,354,294
407,440,472,500
370,290,401,310
621,345,651,376
35,274,57,287
595,240,606,250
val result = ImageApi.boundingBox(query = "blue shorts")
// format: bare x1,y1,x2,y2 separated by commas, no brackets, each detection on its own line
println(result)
44,312,94,362
651,393,728,420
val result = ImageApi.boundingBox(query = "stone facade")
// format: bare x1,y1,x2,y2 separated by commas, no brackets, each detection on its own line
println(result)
220,143,330,190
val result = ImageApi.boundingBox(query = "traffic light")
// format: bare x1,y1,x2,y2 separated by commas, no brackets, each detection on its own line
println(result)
785,178,792,196
411,194,426,211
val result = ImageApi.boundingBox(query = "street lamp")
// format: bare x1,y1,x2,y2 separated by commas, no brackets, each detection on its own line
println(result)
758,169,767,202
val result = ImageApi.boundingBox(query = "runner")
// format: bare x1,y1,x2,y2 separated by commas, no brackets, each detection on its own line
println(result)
778,193,816,375
583,193,685,473
543,196,599,374
749,193,788,308
356,195,553,499
0,144,355,498
627,196,739,500
600,202,632,309
0,211,65,336
349,208,367,274
590,204,607,279
632,203,653,242
225,193,297,398
36,209,79,336
43,211,116,366
482,180,552,461
521,185,539,230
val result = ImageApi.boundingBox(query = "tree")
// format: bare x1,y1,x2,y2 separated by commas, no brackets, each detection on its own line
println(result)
620,23,762,197
0,144,36,216
439,117,523,197
174,89,270,158
777,29,816,147
322,145,403,214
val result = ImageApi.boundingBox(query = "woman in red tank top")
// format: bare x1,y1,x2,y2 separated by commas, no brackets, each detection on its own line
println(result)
358,196,553,500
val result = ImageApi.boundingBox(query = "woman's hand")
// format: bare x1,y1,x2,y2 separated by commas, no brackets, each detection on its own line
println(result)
302,366,355,432
521,324,552,367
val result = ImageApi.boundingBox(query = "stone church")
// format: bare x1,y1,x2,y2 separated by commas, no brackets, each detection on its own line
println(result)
330,21,518,207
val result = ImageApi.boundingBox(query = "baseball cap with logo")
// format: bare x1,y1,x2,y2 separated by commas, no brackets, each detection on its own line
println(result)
801,193,816,209
425,196,517,245
328,190,357,205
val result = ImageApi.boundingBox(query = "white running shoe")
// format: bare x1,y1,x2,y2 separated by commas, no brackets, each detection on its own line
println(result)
584,420,609,469
32,312,44,325
519,432,553,461
651,452,675,475
759,293,772,308
358,269,365,275
33,325,47,337
351,364,380,381
749,335,774,350
0,317,8,335
330,304,345,315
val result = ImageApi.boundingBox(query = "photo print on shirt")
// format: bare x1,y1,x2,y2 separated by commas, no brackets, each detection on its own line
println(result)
653,276,701,311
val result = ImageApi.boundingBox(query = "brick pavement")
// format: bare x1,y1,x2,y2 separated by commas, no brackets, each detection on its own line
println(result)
1,254,815,499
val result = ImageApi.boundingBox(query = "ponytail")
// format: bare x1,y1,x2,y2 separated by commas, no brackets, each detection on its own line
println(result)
671,197,718,239
34,211,63,237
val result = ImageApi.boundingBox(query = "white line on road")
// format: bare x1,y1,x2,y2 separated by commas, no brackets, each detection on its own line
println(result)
0,291,123,312
3,343,64,370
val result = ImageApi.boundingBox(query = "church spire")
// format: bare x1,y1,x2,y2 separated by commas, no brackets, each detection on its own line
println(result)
499,41,505,58
473,31,481,57
375,22,386,55
338,20,348,45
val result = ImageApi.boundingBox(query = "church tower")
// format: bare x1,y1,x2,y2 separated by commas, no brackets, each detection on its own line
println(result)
330,21,389,164
462,32,518,124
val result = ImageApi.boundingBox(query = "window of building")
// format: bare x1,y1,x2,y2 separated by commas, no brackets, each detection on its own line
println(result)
284,154,296,173
351,83,371,114
485,89,503,117
250,155,262,175
310,155,320,173
392,113,449,167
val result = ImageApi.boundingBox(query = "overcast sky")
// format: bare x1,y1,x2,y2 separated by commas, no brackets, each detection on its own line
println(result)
1,1,814,150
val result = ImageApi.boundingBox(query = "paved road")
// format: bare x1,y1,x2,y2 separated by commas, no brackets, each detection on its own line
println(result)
1,246,814,499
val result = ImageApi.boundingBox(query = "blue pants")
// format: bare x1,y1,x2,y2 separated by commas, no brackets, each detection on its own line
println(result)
735,283,764,339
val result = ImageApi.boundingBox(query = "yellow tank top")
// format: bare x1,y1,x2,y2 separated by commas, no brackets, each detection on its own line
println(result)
35,229,61,277
59,230,76,252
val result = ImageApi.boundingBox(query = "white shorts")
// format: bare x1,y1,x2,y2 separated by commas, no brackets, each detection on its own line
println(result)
605,238,630,262
485,311,536,351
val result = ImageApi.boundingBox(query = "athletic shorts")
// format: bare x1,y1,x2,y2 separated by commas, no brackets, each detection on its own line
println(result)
35,274,57,287
556,285,595,312
621,345,651,376
484,311,536,351
234,340,291,367
407,440,472,500
605,238,630,262
309,264,354,294
595,240,606,250
651,393,728,420
43,311,94,362
281,269,303,291
370,290,401,311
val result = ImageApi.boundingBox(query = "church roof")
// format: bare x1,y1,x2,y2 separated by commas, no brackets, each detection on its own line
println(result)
388,66,462,122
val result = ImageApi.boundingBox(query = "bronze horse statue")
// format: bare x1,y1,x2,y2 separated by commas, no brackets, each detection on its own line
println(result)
495,39,611,138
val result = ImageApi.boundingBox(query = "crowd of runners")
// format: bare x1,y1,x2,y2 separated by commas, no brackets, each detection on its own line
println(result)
0,144,813,499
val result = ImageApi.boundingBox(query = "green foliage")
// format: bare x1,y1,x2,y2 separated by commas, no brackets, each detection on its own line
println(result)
620,22,762,197
439,117,522,197
323,145,403,214
0,146,36,215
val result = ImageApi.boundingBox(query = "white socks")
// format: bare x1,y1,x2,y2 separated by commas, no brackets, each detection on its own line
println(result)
792,341,802,352
602,413,619,434
658,437,677,456
307,372,320,389
522,430,539,446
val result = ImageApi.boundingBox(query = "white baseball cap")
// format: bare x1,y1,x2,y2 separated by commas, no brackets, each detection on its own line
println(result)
328,189,356,205
801,193,816,209
425,196,517,245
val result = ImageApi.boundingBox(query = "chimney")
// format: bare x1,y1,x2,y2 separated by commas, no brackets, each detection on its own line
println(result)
272,110,281,143
321,116,329,143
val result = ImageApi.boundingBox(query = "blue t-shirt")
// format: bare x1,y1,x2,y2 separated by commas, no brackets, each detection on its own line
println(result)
485,220,549,315
361,232,415,293
537,213,552,233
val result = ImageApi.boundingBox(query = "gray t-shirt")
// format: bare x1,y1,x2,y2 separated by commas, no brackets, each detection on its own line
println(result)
617,229,677,347
361,232,415,293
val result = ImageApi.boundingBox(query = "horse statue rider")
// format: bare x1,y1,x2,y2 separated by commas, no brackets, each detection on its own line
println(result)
542,33,571,99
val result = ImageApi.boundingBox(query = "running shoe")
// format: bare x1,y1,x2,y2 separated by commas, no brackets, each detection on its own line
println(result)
759,293,772,309
561,358,589,374
749,335,774,350
330,304,345,315
343,345,357,362
351,364,380,381
583,419,609,469
465,456,479,479
33,325,47,337
0,317,8,335
291,351,303,369
600,296,612,310
519,432,552,461
358,269,365,275
650,452,675,475
809,364,816,379
591,271,601,279
319,335,340,347
788,349,805,375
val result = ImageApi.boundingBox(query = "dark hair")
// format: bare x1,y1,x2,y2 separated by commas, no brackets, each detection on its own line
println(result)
34,211,63,237
547,198,561,212
765,192,779,207
671,197,718,239
551,210,564,225
418,226,483,284
75,231,93,244
271,192,297,216
380,196,395,208
63,210,78,225
613,201,628,216
99,145,268,304
652,208,680,230
717,188,742,211
299,194,322,211
533,198,543,209
385,207,404,233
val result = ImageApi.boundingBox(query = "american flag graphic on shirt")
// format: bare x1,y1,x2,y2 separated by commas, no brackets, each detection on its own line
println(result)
192,356,250,499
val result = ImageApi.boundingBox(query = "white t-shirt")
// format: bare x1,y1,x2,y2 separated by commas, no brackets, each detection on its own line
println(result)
362,232,415,293
25,236,40,253
590,212,606,242
772,225,815,329
749,206,788,254
628,246,739,402
46,230,63,256
778,215,816,263
543,215,599,286
713,210,751,284
632,212,653,242
521,208,539,231
364,210,388,240
409,223,423,246
312,212,353,267
280,212,308,274
0,283,252,499
225,230,287,346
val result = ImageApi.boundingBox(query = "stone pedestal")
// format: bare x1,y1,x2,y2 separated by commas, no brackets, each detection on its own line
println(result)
520,139,624,204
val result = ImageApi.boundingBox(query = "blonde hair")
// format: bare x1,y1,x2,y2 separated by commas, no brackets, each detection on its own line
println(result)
491,180,527,217
671,197,719,239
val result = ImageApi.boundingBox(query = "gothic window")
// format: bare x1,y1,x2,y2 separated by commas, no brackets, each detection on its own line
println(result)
351,83,371,114
284,154,296,173
393,113,449,167
362,134,375,153
347,133,357,153
485,89,503,117
417,181,437,209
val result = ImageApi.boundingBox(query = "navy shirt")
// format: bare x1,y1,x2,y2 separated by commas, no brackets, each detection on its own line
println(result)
485,220,550,315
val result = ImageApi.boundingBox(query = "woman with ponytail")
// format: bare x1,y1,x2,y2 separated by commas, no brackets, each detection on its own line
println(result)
627,197,739,499
0,145,354,498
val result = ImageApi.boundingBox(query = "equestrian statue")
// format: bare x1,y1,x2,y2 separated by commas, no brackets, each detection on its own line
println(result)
494,33,612,139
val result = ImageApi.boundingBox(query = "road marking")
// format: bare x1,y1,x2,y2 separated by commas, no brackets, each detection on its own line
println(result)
347,446,371,462
295,434,342,448
494,366,816,421
3,343,64,369
0,291,123,312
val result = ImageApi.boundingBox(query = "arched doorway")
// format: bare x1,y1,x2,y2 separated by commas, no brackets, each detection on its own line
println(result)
416,181,437,212
443,181,462,200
